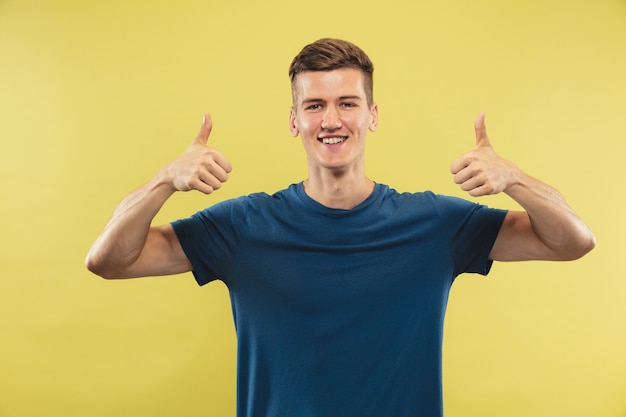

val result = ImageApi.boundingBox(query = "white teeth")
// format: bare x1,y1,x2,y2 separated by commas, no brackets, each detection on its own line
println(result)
321,137,347,144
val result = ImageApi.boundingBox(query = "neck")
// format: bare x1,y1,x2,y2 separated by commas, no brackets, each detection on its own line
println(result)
303,171,374,210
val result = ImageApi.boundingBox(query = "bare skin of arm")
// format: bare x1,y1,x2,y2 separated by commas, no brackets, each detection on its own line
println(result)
450,113,596,262
85,113,232,279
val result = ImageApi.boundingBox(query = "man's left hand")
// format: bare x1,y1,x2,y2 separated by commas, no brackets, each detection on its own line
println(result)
450,112,520,197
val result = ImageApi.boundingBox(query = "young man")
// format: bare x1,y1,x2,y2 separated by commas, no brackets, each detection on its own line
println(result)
86,38,595,416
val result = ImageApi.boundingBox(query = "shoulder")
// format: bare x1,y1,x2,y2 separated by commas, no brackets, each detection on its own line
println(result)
378,185,506,223
378,186,459,210
191,184,300,220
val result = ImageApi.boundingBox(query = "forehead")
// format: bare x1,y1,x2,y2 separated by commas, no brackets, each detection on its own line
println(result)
293,68,366,103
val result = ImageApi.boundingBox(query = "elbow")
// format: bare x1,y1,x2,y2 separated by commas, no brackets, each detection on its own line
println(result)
561,229,597,261
85,253,124,280
85,256,108,279
578,231,597,259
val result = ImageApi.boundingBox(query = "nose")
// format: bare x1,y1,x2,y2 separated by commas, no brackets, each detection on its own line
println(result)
321,106,342,130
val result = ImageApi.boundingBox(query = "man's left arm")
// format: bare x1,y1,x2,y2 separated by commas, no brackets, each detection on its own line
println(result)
450,113,596,262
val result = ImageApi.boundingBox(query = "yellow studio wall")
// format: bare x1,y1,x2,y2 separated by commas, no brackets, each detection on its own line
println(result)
1,0,624,416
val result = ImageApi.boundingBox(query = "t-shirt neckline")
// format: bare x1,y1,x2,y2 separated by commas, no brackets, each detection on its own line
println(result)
293,181,384,218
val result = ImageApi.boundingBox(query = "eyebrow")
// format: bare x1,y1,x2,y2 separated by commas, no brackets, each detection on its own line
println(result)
300,95,363,105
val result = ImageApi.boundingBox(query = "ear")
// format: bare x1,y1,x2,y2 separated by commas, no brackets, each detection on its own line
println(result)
368,103,379,132
289,107,300,137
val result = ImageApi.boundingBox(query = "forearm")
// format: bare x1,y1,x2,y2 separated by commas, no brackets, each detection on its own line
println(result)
85,174,175,277
504,171,596,260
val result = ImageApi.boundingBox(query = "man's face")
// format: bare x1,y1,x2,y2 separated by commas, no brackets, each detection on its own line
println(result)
289,68,378,175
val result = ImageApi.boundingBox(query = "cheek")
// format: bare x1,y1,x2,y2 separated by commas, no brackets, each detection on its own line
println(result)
297,117,318,135
352,115,372,132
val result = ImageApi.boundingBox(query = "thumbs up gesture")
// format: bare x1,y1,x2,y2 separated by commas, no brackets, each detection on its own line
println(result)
160,113,233,194
450,113,520,197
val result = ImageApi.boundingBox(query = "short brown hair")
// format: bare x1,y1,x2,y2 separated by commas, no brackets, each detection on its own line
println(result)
289,38,374,107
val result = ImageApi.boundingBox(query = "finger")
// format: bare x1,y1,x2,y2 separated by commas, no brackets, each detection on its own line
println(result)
197,171,224,191
189,177,215,194
211,151,233,174
450,155,468,175
474,112,491,148
193,112,213,145
206,159,231,182
467,183,495,197
452,166,473,185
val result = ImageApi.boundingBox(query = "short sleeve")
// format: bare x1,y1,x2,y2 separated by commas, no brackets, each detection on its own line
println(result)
171,199,243,286
434,195,507,277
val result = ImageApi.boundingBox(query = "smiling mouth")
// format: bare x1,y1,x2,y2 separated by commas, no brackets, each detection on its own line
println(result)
319,136,348,144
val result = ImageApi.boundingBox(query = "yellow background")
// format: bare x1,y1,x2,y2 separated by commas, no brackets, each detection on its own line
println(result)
1,0,625,416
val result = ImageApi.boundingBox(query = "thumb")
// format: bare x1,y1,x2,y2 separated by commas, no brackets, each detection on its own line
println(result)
474,112,491,148
193,112,213,145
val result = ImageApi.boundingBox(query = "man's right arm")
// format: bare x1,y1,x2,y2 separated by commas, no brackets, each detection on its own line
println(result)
85,113,232,279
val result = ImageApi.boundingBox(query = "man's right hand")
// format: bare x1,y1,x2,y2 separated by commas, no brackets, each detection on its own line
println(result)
87,113,231,278
159,113,233,194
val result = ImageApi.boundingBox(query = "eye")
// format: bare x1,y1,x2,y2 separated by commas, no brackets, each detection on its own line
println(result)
305,103,322,111
340,102,357,108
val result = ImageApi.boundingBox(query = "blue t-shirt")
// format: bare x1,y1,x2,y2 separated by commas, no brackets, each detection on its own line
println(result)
172,183,507,417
